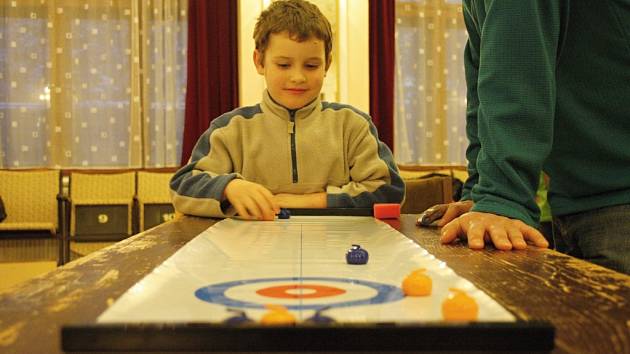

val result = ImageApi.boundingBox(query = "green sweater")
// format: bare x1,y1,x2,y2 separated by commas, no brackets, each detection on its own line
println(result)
461,0,630,226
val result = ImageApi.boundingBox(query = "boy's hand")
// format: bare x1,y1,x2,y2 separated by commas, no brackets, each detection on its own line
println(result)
440,211,549,250
224,179,280,220
417,200,473,227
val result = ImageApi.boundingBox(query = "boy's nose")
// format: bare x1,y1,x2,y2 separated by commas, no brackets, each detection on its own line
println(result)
290,70,306,83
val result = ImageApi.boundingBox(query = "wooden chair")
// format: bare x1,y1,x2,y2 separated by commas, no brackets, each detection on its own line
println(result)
401,175,453,214
68,171,135,241
0,169,64,264
136,170,175,231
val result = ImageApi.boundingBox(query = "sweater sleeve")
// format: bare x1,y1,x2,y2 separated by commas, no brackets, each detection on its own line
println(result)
169,122,240,218
460,5,481,202
465,0,562,226
327,114,405,208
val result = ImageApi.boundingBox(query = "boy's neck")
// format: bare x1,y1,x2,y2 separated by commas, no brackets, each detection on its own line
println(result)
268,92,317,113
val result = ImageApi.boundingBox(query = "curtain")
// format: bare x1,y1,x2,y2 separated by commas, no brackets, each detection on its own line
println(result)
181,0,238,165
0,0,187,169
369,0,395,150
394,0,468,164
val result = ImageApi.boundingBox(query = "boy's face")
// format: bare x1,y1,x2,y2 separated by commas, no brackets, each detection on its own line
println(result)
254,31,329,110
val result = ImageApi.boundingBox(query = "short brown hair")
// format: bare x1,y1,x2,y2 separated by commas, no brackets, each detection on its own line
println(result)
253,0,333,66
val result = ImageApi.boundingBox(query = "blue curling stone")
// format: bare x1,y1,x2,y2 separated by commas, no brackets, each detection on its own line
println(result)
223,308,254,325
278,208,291,219
346,244,369,265
304,306,336,324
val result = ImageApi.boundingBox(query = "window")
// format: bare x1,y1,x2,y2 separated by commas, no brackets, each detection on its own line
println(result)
0,0,187,168
394,0,468,164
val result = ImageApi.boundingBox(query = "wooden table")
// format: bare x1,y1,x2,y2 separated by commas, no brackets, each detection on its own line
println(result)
1,215,629,353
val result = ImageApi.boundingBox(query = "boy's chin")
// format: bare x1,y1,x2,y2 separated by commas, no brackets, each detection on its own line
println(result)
278,97,317,110
268,91,318,110
282,103,305,110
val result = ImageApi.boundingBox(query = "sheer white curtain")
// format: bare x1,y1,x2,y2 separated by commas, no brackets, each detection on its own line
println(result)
0,0,187,168
394,0,468,164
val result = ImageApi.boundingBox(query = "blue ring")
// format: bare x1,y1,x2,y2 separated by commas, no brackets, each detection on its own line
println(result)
195,277,404,310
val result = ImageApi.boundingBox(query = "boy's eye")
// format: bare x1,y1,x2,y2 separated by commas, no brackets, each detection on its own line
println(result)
305,64,320,69
277,63,290,68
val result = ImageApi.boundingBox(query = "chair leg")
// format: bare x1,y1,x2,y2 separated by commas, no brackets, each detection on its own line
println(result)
63,200,71,264
57,235,64,267
57,195,71,265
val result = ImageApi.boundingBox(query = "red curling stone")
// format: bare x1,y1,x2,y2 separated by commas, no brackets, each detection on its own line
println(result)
373,203,401,220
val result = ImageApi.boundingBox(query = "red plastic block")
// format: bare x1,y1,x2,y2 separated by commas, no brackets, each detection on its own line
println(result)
373,203,401,220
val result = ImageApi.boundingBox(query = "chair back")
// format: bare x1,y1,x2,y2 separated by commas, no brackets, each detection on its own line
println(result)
0,169,60,234
401,175,453,214
136,171,174,231
136,171,173,204
69,171,135,237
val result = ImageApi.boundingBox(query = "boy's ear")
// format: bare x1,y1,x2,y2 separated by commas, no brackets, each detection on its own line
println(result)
325,54,332,73
253,49,265,75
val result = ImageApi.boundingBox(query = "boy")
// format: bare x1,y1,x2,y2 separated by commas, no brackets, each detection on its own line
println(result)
170,0,404,220
423,1,630,274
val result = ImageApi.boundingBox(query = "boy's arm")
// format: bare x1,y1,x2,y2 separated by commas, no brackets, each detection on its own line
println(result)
169,127,241,218
327,117,405,208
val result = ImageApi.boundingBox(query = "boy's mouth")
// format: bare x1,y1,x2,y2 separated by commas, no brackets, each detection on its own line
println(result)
285,88,307,94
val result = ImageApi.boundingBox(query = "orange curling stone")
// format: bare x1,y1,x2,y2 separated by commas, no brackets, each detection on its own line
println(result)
441,288,479,322
260,304,296,325
402,268,432,296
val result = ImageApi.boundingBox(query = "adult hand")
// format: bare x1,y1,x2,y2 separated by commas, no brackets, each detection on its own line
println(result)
417,200,474,227
224,179,279,220
440,211,549,250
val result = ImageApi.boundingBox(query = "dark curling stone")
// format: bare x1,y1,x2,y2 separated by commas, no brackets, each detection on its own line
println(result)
304,306,336,325
223,308,254,325
346,244,369,265
278,208,291,219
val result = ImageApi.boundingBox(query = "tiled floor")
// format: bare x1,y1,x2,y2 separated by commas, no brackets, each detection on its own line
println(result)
0,237,114,292
0,261,57,292
0,238,60,263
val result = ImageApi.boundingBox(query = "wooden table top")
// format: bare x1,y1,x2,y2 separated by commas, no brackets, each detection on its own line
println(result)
1,215,629,354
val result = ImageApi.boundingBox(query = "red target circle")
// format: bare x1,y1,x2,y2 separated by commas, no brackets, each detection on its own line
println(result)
256,284,346,299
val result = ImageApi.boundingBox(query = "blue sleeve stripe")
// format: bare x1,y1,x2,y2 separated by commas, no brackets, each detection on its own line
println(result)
171,104,262,201
188,104,262,163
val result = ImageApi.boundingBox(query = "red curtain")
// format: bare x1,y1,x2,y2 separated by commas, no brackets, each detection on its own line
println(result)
369,0,395,150
181,0,239,165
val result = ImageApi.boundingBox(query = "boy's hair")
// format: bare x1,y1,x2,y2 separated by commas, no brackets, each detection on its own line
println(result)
253,0,333,67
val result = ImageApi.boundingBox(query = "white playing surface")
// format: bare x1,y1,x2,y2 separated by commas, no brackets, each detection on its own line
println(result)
98,216,514,323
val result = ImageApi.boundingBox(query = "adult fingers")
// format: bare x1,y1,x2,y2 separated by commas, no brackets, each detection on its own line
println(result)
418,204,448,226
436,201,473,227
486,224,513,251
506,225,527,250
465,220,486,249
436,205,460,227
519,223,549,248
439,218,462,244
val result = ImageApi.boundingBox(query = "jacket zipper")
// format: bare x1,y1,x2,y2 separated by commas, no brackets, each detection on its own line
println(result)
288,110,298,183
